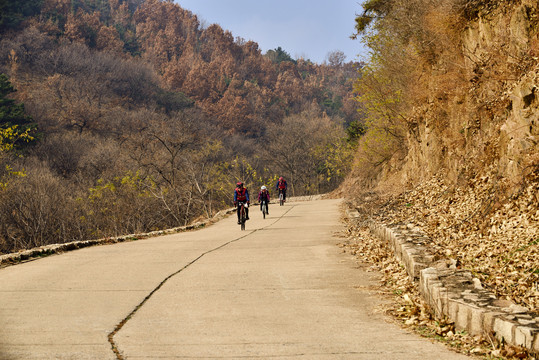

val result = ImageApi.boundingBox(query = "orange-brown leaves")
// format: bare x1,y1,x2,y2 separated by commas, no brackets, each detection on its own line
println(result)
96,26,124,54
64,11,101,45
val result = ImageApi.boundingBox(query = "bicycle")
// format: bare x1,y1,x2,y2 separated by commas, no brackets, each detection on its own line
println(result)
278,189,284,206
260,200,268,219
238,201,248,230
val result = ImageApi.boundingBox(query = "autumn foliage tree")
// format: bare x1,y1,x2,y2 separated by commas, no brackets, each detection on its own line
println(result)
0,0,363,253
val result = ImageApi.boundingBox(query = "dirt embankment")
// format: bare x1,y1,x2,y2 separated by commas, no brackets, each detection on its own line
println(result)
344,0,539,315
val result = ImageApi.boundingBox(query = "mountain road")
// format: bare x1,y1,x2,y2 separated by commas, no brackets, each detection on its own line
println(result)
0,199,469,359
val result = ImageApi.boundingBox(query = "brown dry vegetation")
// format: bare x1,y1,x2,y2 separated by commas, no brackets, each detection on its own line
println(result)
340,214,533,359
0,0,361,254
341,0,539,356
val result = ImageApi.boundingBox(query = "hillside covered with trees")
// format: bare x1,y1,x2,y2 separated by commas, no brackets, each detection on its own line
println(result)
0,0,363,253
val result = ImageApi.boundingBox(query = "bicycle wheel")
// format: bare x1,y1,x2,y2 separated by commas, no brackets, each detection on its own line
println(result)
240,205,246,230
279,192,284,206
262,203,266,219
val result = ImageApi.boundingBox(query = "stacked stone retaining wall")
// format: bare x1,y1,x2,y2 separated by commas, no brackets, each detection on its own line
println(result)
368,221,539,354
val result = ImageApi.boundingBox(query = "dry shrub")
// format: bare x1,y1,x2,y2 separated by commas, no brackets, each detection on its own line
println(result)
36,132,126,184
36,132,94,179
81,173,173,238
453,0,509,21
0,162,80,252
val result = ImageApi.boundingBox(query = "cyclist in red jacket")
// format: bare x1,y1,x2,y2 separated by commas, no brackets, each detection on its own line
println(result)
275,177,287,202
233,181,250,224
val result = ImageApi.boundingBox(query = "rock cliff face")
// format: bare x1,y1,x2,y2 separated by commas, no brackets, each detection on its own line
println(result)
401,1,538,189
343,0,539,316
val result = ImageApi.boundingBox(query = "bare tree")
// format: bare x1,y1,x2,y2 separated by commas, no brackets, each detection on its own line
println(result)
264,107,345,195
326,50,346,67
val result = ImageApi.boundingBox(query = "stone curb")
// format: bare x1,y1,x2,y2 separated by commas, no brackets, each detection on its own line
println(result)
368,221,539,354
0,208,236,268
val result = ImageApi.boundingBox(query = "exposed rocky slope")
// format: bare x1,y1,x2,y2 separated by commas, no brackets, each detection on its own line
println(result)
342,2,539,355
400,1,539,187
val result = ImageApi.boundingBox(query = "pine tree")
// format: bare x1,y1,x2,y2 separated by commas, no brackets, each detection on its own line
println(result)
0,0,43,33
0,74,37,151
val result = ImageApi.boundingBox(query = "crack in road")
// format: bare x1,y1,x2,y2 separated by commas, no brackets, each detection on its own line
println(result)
108,206,295,360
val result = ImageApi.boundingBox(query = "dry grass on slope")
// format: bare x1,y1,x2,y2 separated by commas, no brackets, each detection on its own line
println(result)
347,163,539,310
340,218,533,359
341,162,538,358
367,168,539,312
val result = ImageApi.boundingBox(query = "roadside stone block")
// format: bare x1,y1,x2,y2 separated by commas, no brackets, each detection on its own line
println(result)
421,267,438,281
468,304,486,336
514,326,538,349
455,301,470,332
448,299,460,326
419,275,429,297
382,226,390,240
482,311,502,333
426,283,438,313
368,221,539,355
434,287,448,318
494,317,515,344
412,260,427,280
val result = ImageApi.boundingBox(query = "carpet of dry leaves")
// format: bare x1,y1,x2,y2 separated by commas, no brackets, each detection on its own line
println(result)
341,165,538,359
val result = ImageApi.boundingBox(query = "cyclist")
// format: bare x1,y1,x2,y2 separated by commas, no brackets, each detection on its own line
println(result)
233,181,250,224
258,185,270,215
275,176,287,202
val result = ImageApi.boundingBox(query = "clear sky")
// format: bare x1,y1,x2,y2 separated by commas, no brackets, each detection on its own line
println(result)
175,0,366,64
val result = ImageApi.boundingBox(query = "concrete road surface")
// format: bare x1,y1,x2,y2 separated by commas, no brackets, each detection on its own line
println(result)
0,199,469,359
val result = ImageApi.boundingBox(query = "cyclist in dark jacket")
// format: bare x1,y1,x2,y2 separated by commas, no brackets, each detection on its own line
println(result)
275,177,287,202
234,181,250,224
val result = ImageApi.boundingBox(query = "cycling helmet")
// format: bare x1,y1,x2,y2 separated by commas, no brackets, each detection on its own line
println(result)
236,181,243,187
279,177,284,181
261,186,267,190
